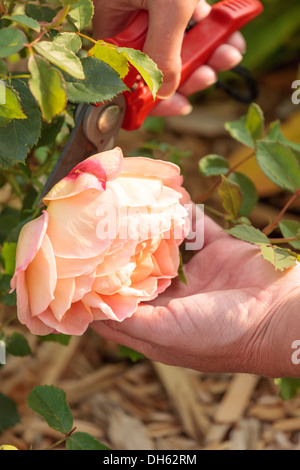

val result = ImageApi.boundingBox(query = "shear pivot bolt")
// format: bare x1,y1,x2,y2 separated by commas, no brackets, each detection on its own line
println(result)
97,105,122,134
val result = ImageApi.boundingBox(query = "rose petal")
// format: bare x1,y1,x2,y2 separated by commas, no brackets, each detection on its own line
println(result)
91,293,139,322
11,211,48,290
153,239,179,277
39,301,93,335
26,234,57,317
50,277,75,321
109,176,163,207
122,157,183,189
73,274,95,302
55,251,107,278
46,187,119,259
93,263,135,295
15,271,54,335
43,148,123,203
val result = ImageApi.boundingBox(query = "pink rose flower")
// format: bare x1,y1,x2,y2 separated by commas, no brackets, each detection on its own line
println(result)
10,147,190,336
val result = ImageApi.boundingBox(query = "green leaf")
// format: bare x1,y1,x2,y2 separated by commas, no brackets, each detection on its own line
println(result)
228,172,258,217
0,58,8,76
65,56,127,103
225,224,270,245
37,115,65,147
199,154,229,177
118,47,163,99
275,378,300,401
91,43,129,79
28,55,66,122
218,175,242,220
0,85,26,127
143,116,165,134
260,244,297,271
225,103,264,149
34,41,85,80
0,393,20,431
25,4,58,23
0,79,42,167
53,32,82,53
178,251,187,285
68,0,94,30
0,28,27,58
265,120,300,153
5,333,31,357
2,14,41,32
279,220,300,250
119,345,144,362
1,242,16,275
27,385,73,434
66,432,110,450
256,140,300,193
38,334,71,346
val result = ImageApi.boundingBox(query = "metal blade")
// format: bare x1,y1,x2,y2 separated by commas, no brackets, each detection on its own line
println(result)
37,105,97,205
38,95,126,206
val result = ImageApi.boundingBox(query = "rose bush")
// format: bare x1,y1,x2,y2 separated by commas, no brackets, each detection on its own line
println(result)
10,147,190,336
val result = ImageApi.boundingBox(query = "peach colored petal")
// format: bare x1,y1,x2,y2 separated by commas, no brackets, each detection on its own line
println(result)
109,176,163,207
26,234,57,317
50,277,75,322
90,147,123,181
122,157,183,189
156,278,172,294
73,274,95,302
55,251,107,278
16,271,54,335
93,263,135,295
43,173,106,204
153,239,179,277
11,211,48,290
118,277,158,298
92,293,139,322
130,255,154,283
43,148,123,203
96,240,137,276
39,302,93,335
46,187,119,259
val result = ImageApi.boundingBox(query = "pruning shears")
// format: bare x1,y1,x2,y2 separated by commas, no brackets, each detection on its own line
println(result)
38,0,263,203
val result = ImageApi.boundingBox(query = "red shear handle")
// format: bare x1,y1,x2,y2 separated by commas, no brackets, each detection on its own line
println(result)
107,0,263,130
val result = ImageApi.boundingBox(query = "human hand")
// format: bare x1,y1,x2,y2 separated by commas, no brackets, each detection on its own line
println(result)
93,0,246,115
92,209,300,378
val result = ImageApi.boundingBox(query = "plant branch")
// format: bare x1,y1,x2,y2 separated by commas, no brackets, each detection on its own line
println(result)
262,191,300,235
269,236,299,245
77,32,98,44
45,427,76,450
195,151,255,203
226,151,255,176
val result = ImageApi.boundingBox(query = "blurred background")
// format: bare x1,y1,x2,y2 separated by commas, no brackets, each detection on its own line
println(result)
1,0,300,451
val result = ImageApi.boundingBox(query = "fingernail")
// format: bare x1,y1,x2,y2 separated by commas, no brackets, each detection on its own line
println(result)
180,104,193,115
157,89,176,100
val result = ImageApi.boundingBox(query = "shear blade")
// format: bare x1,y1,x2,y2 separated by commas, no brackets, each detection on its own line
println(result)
37,106,97,206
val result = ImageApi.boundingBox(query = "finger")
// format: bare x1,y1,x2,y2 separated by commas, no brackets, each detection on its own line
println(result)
226,32,247,54
207,44,243,72
177,65,217,96
150,93,192,116
143,0,198,99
